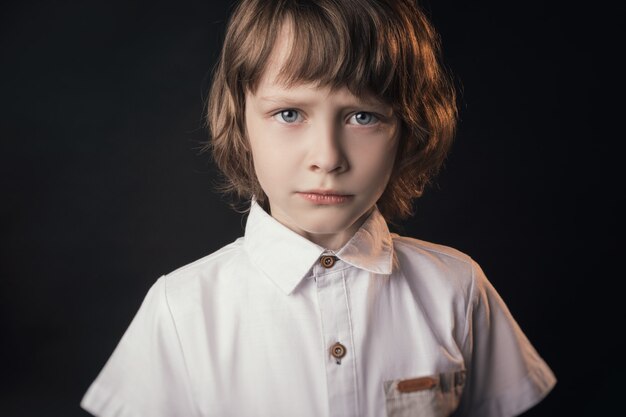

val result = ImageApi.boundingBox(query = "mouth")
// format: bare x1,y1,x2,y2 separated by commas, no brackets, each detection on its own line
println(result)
297,190,353,204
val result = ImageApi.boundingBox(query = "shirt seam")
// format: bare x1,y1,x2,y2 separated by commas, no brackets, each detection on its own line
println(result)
460,260,478,352
342,269,360,416
163,275,201,417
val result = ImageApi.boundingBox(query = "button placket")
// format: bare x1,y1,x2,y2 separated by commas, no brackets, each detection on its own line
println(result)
314,266,359,417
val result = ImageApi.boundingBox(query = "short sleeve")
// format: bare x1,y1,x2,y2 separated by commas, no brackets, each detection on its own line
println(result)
80,276,197,417
454,261,556,417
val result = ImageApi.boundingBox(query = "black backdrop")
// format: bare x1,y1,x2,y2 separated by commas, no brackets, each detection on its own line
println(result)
1,0,620,416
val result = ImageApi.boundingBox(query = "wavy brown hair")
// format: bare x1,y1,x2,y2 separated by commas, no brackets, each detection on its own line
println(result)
206,0,457,221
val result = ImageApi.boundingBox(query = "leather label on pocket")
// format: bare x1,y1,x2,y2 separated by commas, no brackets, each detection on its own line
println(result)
397,376,437,393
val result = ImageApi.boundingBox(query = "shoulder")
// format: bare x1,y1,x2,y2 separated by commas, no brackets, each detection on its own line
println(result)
161,237,246,294
390,234,483,308
392,234,472,262
392,234,477,278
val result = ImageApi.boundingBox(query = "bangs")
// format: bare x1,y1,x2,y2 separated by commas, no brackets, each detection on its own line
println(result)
236,0,408,101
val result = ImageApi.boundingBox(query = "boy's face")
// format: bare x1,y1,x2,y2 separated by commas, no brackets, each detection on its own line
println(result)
244,25,400,250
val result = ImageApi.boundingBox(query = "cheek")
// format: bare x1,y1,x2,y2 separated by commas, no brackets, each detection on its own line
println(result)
246,119,275,173
248,129,304,182
251,144,278,184
350,138,398,187
249,137,296,192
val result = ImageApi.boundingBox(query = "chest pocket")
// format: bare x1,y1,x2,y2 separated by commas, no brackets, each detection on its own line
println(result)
383,370,466,417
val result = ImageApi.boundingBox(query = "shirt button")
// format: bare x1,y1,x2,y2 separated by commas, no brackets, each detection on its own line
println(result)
320,255,337,268
330,342,346,359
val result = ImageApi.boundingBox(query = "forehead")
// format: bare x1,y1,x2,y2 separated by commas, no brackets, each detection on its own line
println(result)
252,21,382,105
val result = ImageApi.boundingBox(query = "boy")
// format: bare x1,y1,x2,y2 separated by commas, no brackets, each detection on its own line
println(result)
81,0,556,416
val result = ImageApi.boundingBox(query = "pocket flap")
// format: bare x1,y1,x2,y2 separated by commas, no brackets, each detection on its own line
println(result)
397,376,438,393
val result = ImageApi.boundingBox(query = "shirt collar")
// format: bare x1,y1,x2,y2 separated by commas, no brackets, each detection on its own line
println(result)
243,200,394,295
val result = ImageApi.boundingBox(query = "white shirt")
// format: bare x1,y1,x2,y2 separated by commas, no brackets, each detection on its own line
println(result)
81,201,556,417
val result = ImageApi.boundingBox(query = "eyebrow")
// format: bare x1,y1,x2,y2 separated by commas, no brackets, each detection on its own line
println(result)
257,95,391,112
258,96,312,105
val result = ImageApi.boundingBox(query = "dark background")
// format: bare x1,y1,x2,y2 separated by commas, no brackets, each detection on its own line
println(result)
1,0,619,416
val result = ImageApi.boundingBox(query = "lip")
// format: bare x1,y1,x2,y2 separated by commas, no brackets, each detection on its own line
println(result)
297,190,353,205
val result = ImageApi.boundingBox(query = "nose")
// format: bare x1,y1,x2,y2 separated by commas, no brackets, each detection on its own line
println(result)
307,122,349,174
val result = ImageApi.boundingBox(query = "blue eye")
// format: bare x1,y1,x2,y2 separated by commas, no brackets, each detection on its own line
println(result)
351,112,378,125
276,109,300,123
